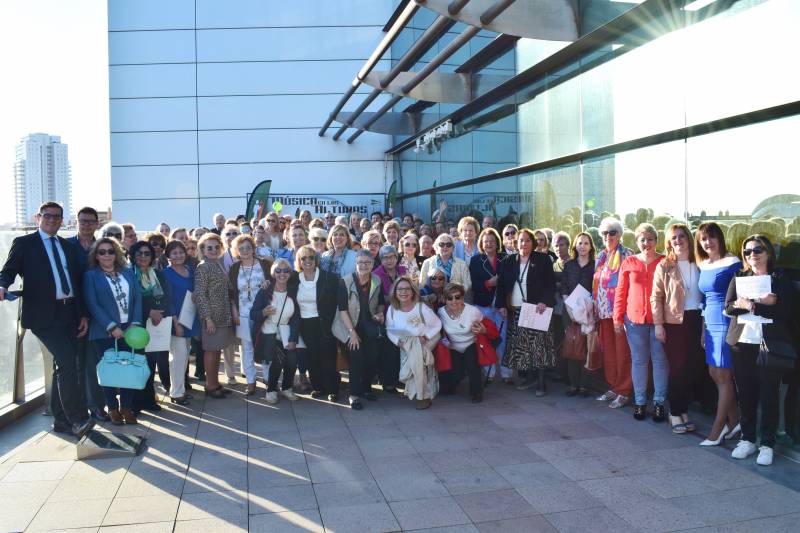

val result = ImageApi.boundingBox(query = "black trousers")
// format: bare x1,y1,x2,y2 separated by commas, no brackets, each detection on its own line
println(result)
380,337,401,390
301,317,338,395
31,301,87,425
347,335,380,397
440,343,482,396
567,359,584,389
732,342,783,448
191,336,204,380
79,336,105,410
664,310,703,415
134,350,169,411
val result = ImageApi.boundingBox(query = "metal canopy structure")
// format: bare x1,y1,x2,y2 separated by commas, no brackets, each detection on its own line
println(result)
319,0,540,143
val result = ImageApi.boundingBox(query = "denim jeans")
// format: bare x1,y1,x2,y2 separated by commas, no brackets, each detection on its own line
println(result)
624,316,669,405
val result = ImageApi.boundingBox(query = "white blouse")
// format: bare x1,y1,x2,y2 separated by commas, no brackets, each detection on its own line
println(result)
104,273,129,324
297,268,319,318
386,302,442,346
511,257,530,307
438,303,482,353
678,260,703,310
261,291,295,334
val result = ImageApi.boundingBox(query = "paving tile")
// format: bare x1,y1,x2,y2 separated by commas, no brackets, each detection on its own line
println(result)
390,495,472,530
0,505,42,533
366,453,431,478
421,449,491,472
173,516,248,532
437,466,512,495
248,442,307,466
548,456,624,481
494,462,570,489
26,497,112,530
247,429,303,450
407,525,480,533
629,468,718,499
357,435,417,459
574,436,644,456
375,471,450,501
547,422,611,440
475,515,559,533
184,464,248,493
454,488,539,523
473,445,545,467
578,476,658,504
516,481,602,514
248,460,311,488
408,434,475,454
248,483,318,515
3,460,74,482
99,522,173,532
48,474,125,502
692,512,800,533
176,489,248,522
307,458,373,484
115,470,186,498
543,507,638,533
313,479,384,508
319,502,401,533
527,440,595,462
102,494,181,526
303,442,364,463
249,508,324,532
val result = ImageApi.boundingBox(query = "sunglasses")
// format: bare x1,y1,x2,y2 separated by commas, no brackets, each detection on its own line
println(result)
743,246,765,257
151,243,164,248
446,295,463,301
430,276,446,281
601,230,619,237
300,256,315,262
107,233,122,239
237,245,253,252
312,237,326,242
438,242,454,248
225,232,239,237
205,244,221,251
136,251,152,257
96,249,115,256
274,268,291,274
403,242,416,247
503,231,516,236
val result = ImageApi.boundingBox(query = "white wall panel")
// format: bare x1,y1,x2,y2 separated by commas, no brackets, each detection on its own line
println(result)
108,0,194,31
110,98,197,132
197,60,390,96
110,64,195,98
113,198,200,229
197,94,392,130
198,161,387,197
199,198,249,227
198,129,390,164
196,0,393,28
109,30,195,65
196,27,381,63
112,165,199,200
111,132,198,166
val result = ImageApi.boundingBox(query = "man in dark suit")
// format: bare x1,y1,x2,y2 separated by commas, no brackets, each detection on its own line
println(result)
0,201,94,438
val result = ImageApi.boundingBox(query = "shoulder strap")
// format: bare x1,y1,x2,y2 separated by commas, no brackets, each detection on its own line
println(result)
418,302,426,325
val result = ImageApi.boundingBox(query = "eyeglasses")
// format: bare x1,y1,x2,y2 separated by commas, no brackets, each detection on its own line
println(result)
78,219,97,225
205,245,221,251
403,242,416,247
430,276,446,281
503,231,516,236
151,243,164,249
743,246,765,257
396,287,413,293
107,233,122,239
274,268,291,274
438,242,454,248
601,230,618,237
39,213,62,220
300,256,315,262
237,244,253,252
356,261,373,267
136,251,152,257
225,232,239,237
446,295,463,301
96,249,114,256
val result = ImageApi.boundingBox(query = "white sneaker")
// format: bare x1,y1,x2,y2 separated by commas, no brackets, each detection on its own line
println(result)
608,395,628,409
280,388,298,402
596,390,617,402
731,440,757,459
756,446,773,466
265,391,279,404
227,377,237,385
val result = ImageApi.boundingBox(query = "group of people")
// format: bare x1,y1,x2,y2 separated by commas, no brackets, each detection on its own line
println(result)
0,202,797,468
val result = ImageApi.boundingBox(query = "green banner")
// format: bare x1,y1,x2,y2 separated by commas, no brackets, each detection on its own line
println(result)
245,180,272,221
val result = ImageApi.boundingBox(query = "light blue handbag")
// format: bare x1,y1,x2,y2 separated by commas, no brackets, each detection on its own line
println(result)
97,339,150,390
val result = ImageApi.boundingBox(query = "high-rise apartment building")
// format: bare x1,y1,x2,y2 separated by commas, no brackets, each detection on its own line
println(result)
14,133,72,226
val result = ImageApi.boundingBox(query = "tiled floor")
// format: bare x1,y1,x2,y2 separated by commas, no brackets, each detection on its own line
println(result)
1,376,799,533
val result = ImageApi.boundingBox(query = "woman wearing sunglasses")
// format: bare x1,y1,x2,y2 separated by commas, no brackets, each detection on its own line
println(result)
419,234,471,294
195,233,239,398
420,266,448,313
293,244,340,402
83,237,143,425
593,217,635,408
309,227,329,256
399,233,424,282
501,224,519,255
250,258,300,404
724,235,794,466
438,283,486,403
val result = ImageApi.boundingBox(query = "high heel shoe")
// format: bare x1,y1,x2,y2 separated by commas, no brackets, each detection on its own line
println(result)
724,423,741,440
699,424,729,446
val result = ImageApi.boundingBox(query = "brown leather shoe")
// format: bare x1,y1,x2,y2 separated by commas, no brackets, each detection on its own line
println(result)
415,399,432,410
108,409,124,426
120,408,138,425
246,383,257,396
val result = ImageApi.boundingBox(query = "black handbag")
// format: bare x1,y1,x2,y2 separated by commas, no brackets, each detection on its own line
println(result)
757,327,798,372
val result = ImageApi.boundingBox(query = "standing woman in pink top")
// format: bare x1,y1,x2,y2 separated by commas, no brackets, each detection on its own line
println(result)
613,223,666,421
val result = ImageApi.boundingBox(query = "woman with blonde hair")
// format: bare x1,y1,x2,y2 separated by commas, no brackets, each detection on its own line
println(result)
386,276,442,409
651,223,703,432
321,223,357,277
382,219,402,249
419,233,471,293
454,216,480,265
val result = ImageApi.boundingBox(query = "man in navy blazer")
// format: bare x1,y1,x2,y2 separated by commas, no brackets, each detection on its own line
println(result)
0,201,94,438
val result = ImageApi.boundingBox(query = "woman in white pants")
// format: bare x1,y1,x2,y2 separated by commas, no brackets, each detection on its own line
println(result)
163,241,199,404
228,234,273,395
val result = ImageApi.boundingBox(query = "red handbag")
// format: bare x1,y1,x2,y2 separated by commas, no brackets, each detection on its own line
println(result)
561,323,587,361
434,342,452,372
476,318,500,366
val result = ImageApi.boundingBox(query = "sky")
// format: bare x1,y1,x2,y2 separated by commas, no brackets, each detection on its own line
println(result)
0,0,110,223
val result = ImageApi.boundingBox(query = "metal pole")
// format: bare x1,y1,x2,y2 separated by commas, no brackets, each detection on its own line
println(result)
379,15,452,88
319,1,419,136
480,0,516,25
400,25,480,94
332,88,382,140
346,95,404,143
447,0,472,15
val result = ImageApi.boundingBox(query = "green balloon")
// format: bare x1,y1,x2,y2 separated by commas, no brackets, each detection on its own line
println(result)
272,201,283,212
124,326,150,350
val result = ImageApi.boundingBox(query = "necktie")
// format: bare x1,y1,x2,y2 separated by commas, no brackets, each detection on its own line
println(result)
50,237,71,297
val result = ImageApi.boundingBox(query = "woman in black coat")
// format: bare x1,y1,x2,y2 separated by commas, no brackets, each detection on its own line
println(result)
724,235,796,467
495,228,556,395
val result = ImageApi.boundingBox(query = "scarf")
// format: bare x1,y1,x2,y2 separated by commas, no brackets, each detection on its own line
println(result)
435,256,453,280
135,265,164,299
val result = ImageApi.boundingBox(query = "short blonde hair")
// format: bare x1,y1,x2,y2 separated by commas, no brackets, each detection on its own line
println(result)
271,257,292,276
634,223,657,240
457,216,479,235
294,244,319,271
361,229,382,247
327,223,353,250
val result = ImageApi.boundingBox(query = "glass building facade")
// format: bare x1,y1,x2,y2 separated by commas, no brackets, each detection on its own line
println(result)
391,0,800,269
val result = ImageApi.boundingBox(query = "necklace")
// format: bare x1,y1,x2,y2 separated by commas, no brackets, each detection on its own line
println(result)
241,261,257,302
446,308,465,326
104,272,129,314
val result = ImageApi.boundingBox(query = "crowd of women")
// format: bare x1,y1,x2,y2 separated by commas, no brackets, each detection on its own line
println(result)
76,207,797,467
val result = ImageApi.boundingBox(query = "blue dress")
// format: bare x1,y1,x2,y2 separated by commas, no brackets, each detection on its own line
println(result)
697,256,741,368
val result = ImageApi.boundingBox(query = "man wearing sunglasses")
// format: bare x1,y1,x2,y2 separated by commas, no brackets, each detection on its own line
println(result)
0,202,94,438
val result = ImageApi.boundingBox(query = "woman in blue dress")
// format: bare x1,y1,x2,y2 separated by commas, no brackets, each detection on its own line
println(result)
696,222,741,446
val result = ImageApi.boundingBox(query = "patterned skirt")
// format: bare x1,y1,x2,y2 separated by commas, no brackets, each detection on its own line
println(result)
503,307,556,371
